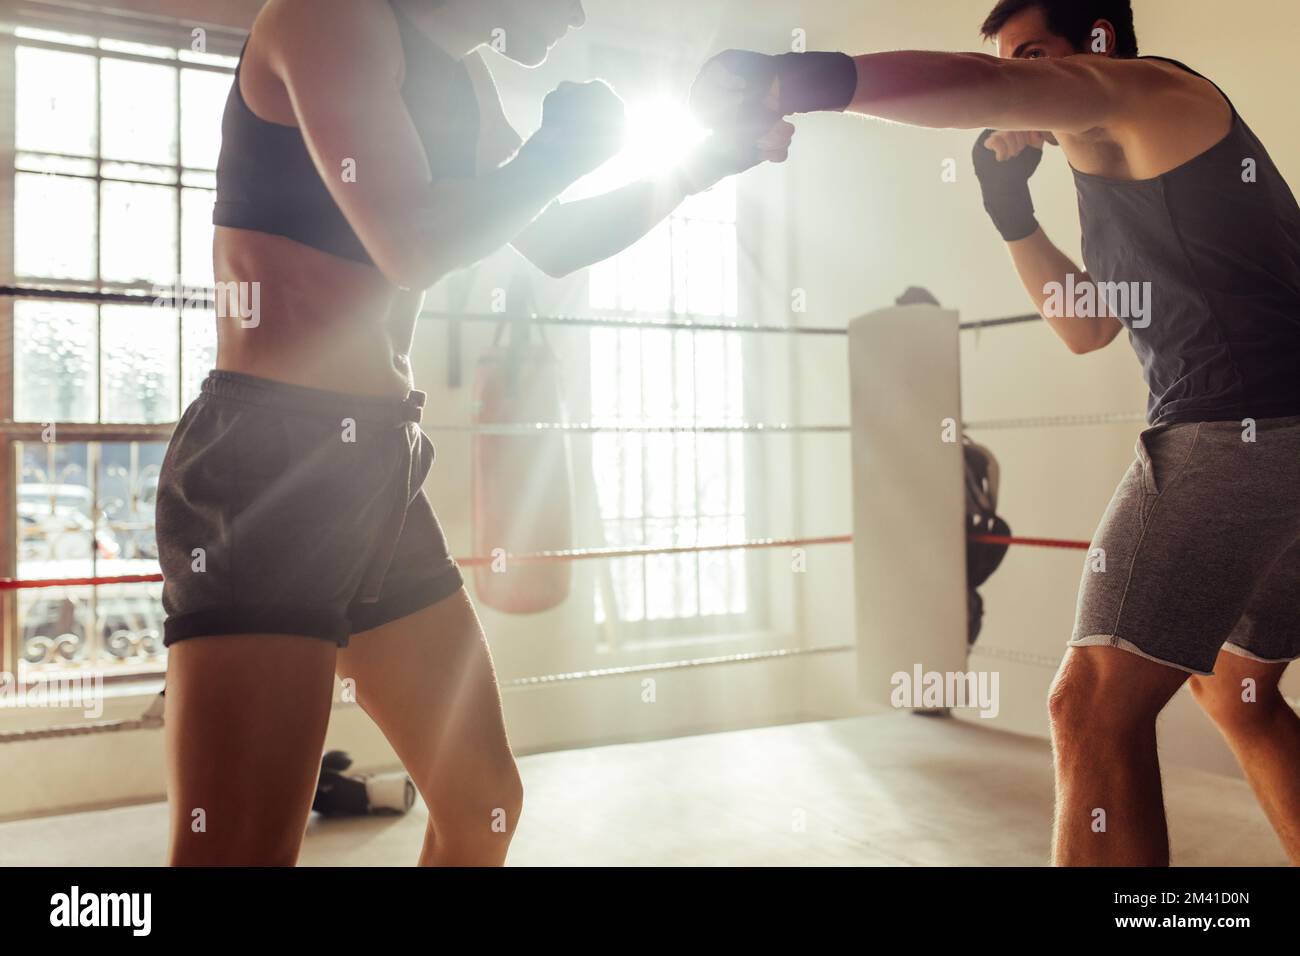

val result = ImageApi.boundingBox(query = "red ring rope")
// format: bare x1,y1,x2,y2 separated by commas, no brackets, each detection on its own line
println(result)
969,533,1091,551
0,533,1090,591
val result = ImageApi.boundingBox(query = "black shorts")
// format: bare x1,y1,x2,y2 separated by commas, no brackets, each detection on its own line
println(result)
156,371,464,648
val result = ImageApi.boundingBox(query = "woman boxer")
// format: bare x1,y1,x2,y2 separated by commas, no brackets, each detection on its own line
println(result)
157,0,792,866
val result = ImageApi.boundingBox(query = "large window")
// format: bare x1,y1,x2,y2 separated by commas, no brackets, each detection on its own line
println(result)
12,30,230,422
2,24,238,679
582,102,751,632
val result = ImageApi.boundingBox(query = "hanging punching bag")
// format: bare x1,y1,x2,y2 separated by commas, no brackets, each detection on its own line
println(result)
471,319,573,613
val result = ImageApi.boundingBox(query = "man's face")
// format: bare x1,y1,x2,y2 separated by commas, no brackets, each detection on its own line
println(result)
496,0,586,67
994,5,1112,60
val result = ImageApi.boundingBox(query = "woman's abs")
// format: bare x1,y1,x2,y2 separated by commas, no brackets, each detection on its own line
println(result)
213,226,420,399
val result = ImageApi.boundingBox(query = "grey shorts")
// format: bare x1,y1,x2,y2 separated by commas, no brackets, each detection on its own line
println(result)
1071,416,1300,675
156,371,464,648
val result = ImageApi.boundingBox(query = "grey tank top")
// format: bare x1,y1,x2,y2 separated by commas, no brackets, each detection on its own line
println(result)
1073,56,1300,425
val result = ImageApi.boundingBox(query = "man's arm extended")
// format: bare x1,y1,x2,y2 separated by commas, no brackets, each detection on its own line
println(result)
844,51,1149,132
690,48,1188,137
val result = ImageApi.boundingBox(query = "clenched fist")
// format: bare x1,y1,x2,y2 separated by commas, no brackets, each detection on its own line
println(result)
972,128,1057,243
689,50,858,134
526,79,627,181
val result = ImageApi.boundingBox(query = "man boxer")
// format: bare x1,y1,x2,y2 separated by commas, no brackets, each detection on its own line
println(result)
690,0,1300,866
157,0,791,867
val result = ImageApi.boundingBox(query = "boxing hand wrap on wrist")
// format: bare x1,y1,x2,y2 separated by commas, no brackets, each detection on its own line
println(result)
774,52,859,114
972,129,1042,243
693,50,858,133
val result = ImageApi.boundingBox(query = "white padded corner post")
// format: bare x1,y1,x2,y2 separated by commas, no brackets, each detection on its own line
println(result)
848,305,968,707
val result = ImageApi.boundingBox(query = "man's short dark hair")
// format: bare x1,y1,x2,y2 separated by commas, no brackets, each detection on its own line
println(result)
980,0,1140,58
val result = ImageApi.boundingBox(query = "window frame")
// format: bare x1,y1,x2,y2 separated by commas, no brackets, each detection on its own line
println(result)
585,184,772,648
1,11,242,680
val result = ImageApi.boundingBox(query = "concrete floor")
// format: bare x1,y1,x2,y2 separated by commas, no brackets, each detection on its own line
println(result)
0,714,1288,866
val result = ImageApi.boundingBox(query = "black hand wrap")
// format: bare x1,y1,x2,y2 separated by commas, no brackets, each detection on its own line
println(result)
972,129,1042,243
773,52,859,114
692,50,858,131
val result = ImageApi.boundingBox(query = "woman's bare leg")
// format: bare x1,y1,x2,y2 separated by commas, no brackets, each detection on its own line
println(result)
165,633,338,866
337,589,521,866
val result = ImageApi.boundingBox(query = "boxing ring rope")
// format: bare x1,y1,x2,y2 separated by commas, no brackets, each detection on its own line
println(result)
0,284,1039,334
965,412,1148,431
0,646,860,745
0,285,1104,744
0,529,1088,744
424,423,850,435
0,533,1092,593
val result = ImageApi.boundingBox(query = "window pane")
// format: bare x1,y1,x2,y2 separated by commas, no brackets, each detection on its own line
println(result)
607,553,645,623
672,331,696,423
17,440,95,568
696,435,730,516
181,68,231,170
16,47,98,156
101,58,178,164
182,188,217,287
96,439,170,665
589,329,620,424
182,310,218,406
17,439,96,667
589,225,671,314
15,172,97,280
645,545,697,621
16,441,168,674
17,587,96,668
644,432,675,518
693,333,728,418
14,302,98,423
611,435,643,519
675,219,728,317
101,306,180,423
640,331,673,420
100,181,179,285
675,434,697,518
586,164,743,626
182,170,217,189
98,442,168,562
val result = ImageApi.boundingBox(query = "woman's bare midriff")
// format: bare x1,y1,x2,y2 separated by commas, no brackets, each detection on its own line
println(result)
214,225,422,400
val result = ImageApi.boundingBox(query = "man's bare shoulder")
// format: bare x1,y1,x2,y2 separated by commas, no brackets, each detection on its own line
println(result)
1086,55,1228,116
1074,56,1234,178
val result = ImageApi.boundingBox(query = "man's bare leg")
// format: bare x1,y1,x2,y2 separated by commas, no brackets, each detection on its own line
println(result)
1189,652,1300,863
1049,645,1190,866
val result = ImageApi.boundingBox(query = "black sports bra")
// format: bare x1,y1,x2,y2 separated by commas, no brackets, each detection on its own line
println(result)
213,0,480,266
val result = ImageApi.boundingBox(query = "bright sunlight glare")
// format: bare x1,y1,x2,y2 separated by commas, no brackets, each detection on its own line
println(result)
566,97,709,200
